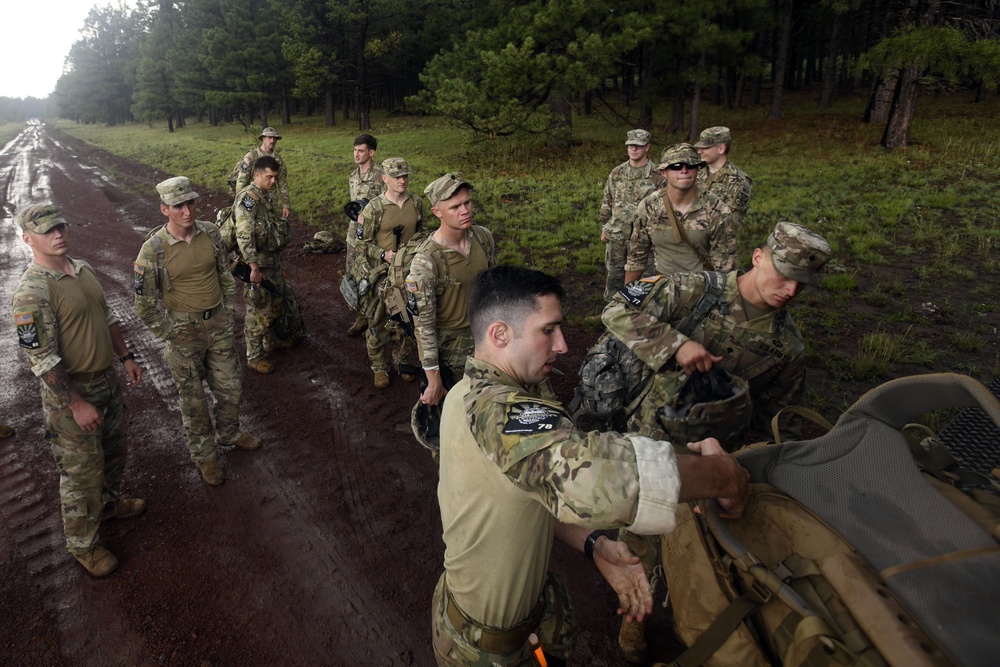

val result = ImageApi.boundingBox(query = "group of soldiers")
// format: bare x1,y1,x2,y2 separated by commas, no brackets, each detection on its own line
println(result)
11,123,834,666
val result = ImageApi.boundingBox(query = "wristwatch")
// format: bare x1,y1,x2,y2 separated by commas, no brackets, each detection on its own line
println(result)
584,531,605,562
119,352,136,364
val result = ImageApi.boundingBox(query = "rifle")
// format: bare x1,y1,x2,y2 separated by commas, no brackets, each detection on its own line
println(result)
398,363,456,393
230,260,281,296
391,224,404,251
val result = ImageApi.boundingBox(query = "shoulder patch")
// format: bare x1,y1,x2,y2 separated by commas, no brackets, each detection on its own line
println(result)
502,402,562,435
133,262,147,295
405,279,418,293
240,196,256,212
15,311,40,349
618,279,656,307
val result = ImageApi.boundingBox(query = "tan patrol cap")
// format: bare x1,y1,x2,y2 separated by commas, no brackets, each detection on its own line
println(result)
17,203,68,234
156,176,199,206
767,222,832,287
425,172,473,205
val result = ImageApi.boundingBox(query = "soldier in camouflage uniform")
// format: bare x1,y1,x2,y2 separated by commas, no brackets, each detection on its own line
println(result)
353,157,424,388
409,173,496,406
606,222,832,662
235,156,306,374
134,177,260,488
345,134,386,336
625,144,736,284
598,129,663,301
234,127,291,219
12,204,145,578
694,126,753,226
433,265,751,666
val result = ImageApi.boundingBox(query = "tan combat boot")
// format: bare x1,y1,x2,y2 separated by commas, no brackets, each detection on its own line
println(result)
197,460,225,486
347,312,367,336
224,432,261,451
0,425,14,438
374,371,390,389
247,358,275,374
618,617,648,664
75,545,119,577
102,498,146,521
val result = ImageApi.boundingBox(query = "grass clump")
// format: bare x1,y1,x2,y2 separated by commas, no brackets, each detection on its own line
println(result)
847,326,910,382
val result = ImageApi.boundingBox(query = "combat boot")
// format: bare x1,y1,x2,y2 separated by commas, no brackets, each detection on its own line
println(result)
264,337,298,353
102,498,146,521
347,312,367,336
75,545,119,577
197,460,225,486
374,371,390,389
618,617,648,664
247,358,275,374
0,425,14,438
223,432,261,451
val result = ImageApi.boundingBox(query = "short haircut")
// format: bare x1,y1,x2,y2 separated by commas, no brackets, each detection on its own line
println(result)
354,134,377,151
469,265,565,343
254,155,280,173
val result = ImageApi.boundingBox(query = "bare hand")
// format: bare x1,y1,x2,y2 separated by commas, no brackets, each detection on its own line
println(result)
687,438,750,519
249,266,263,286
420,376,448,406
123,359,142,388
674,340,724,375
600,229,610,243
384,250,395,263
282,207,290,219
70,399,103,432
593,537,653,623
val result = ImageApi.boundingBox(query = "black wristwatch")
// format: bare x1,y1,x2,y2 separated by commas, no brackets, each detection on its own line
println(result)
119,352,136,364
584,531,605,562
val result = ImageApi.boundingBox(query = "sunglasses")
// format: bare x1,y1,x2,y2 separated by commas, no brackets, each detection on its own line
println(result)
665,162,700,171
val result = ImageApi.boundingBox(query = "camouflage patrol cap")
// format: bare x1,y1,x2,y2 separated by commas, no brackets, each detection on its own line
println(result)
693,126,731,149
382,157,411,178
156,176,199,206
425,172,473,205
767,222,832,287
258,127,282,140
17,203,68,234
625,129,651,146
658,143,703,169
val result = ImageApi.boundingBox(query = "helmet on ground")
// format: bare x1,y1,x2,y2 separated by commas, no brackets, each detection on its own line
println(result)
658,367,751,451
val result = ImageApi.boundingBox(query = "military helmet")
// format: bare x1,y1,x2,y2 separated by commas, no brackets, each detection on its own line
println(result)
343,198,369,222
657,368,752,451
411,400,441,454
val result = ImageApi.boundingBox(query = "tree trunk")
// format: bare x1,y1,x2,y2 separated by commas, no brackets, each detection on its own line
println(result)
168,116,174,133
864,68,898,124
325,89,336,126
282,90,291,125
768,0,793,119
881,65,921,148
260,105,269,129
689,82,701,142
975,79,989,103
819,12,841,109
547,94,573,149
670,90,685,134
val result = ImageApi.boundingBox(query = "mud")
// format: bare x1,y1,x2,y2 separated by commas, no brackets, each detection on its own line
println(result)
0,125,672,666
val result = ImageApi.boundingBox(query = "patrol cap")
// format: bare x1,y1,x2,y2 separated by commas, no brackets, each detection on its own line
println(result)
156,176,199,206
693,126,731,149
658,143,703,169
425,172,473,205
17,203,68,234
625,129,651,146
382,157,411,178
258,127,282,140
767,222,832,287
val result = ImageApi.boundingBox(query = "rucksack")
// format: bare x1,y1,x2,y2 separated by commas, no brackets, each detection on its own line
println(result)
216,188,262,254
657,373,1000,667
570,271,727,430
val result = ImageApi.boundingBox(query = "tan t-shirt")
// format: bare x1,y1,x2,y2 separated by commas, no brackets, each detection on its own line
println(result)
432,237,489,330
374,198,421,251
160,228,224,312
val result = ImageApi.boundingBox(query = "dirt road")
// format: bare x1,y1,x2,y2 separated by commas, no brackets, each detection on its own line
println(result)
0,124,660,666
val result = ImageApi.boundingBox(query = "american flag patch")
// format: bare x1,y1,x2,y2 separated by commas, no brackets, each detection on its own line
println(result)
14,312,33,326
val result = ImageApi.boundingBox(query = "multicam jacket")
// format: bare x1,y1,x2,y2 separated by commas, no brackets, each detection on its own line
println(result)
627,187,736,275
235,147,290,211
234,184,289,269
697,161,752,225
598,160,663,241
603,271,805,439
349,163,386,202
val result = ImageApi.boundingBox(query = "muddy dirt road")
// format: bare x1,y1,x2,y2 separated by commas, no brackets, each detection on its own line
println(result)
0,124,663,666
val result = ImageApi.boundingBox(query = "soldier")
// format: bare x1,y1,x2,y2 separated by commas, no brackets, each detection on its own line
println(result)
12,204,145,577
409,173,496,407
345,134,386,337
432,265,751,666
353,157,424,389
233,127,290,219
598,129,663,301
694,126,753,227
606,222,832,662
134,177,260,487
625,144,736,284
235,156,306,374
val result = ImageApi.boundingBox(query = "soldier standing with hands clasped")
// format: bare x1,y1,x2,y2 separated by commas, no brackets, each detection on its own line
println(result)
12,204,145,577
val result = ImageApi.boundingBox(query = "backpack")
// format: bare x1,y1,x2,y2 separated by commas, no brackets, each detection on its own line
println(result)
227,153,250,196
216,189,263,254
381,225,494,339
570,271,727,430
657,373,1000,667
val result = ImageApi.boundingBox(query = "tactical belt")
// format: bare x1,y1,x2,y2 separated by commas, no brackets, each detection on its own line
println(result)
445,587,544,655
69,367,111,383
168,305,220,321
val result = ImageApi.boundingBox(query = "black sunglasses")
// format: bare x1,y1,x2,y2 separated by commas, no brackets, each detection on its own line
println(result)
665,162,700,171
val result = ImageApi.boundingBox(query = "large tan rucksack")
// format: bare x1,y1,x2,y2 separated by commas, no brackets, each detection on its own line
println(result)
657,373,1000,667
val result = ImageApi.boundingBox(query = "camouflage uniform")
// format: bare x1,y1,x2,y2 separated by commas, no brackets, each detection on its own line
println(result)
407,226,495,378
234,182,305,362
234,148,290,212
434,357,683,665
346,162,386,274
354,171,424,373
133,220,243,464
13,258,129,556
628,186,735,276
697,161,752,226
599,130,663,300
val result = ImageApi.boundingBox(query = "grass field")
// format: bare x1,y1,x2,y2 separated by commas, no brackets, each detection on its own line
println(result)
51,91,1000,422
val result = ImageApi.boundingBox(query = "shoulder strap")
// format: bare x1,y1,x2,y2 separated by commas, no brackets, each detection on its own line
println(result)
469,225,495,261
661,192,713,271
145,226,172,294
676,271,728,337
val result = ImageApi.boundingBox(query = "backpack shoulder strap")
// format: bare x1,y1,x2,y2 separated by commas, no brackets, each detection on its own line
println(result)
675,271,728,337
144,225,172,294
469,225,495,263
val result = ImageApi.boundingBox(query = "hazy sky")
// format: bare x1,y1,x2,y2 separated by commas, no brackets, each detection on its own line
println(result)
5,1,137,100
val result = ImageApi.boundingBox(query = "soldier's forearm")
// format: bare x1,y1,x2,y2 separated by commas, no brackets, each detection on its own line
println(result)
40,363,84,409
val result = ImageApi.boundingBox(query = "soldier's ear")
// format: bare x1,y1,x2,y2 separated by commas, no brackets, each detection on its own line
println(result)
159,203,170,218
487,321,509,348
751,247,764,268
